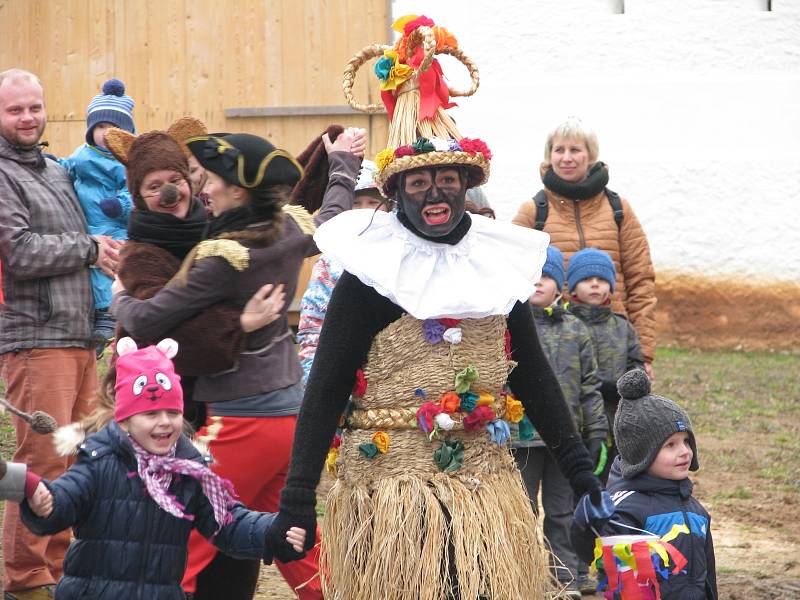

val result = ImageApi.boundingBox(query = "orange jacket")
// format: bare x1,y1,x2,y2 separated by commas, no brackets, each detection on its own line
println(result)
512,173,656,362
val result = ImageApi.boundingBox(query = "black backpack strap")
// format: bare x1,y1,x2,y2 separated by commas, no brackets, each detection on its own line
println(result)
532,189,548,231
606,188,624,230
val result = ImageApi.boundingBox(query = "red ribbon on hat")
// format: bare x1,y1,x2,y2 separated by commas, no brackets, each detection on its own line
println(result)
381,58,456,123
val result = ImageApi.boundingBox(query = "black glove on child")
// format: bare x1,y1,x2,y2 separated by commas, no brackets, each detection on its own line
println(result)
264,486,318,563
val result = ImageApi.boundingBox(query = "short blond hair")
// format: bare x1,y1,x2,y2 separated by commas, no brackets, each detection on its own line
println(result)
0,68,42,90
543,117,599,165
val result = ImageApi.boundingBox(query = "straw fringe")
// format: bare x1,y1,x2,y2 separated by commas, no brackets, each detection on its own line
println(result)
321,468,559,599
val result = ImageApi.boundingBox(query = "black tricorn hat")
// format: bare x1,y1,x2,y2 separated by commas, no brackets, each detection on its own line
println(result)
186,133,304,189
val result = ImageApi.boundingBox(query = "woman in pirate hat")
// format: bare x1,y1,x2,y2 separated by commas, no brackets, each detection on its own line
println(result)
110,125,364,600
265,15,614,600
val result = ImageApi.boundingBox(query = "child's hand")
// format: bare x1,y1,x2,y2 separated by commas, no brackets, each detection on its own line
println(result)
29,482,53,518
285,526,306,553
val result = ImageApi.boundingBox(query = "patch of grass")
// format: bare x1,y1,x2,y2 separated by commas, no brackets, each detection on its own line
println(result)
712,486,753,501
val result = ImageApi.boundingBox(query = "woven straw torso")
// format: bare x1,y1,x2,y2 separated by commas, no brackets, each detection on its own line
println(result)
338,313,518,486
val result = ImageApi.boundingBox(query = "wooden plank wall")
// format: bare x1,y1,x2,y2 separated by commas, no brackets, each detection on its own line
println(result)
0,0,390,158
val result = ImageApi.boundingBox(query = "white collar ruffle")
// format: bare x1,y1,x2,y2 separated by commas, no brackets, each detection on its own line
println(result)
313,211,550,319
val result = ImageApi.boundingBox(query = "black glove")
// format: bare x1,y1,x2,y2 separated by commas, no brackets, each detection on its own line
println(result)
264,486,317,563
99,197,123,219
585,438,606,472
600,379,620,405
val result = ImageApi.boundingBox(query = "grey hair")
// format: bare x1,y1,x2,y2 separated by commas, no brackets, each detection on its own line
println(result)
543,117,599,164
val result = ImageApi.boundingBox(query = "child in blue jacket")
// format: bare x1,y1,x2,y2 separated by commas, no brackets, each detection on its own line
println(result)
572,370,717,599
60,79,135,356
19,337,305,600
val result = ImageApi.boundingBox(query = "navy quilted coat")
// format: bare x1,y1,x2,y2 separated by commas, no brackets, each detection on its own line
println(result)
21,421,275,600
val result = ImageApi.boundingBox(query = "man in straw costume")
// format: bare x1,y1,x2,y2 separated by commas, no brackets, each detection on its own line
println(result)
266,16,614,599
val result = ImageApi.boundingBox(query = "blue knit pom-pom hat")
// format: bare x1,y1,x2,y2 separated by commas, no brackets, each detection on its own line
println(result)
567,247,616,293
86,78,135,145
541,246,565,291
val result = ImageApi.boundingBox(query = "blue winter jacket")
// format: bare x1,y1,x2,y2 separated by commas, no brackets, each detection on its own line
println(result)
60,144,131,308
21,421,276,600
572,458,717,599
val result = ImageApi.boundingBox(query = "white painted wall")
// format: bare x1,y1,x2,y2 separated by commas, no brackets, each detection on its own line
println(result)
388,0,800,282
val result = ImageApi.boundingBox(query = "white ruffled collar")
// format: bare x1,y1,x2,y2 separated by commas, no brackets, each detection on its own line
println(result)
313,211,550,319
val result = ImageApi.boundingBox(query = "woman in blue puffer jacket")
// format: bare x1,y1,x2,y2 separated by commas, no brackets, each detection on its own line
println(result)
19,337,304,600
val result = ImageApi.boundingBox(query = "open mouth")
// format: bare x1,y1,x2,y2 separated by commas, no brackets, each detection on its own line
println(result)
150,432,174,445
422,203,452,226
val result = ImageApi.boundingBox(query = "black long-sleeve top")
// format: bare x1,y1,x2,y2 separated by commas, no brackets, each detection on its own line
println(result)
280,270,597,512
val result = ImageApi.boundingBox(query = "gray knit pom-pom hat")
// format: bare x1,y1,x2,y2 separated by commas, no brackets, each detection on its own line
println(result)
613,369,699,478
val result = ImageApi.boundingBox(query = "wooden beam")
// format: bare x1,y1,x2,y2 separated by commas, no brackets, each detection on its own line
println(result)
225,105,384,118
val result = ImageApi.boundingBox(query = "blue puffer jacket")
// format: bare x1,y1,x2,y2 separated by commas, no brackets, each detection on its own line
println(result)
21,421,275,600
572,458,717,599
60,144,131,308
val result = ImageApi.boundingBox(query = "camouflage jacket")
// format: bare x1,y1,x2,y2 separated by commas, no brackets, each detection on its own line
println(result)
568,302,645,388
511,303,606,448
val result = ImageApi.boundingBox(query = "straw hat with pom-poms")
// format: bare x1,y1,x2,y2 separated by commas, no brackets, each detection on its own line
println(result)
344,14,489,198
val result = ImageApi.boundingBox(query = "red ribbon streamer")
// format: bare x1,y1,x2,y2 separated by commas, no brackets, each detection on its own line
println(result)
380,58,456,124
632,541,661,600
603,545,619,593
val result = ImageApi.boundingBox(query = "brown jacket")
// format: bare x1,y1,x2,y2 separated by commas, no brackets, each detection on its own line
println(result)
512,170,656,362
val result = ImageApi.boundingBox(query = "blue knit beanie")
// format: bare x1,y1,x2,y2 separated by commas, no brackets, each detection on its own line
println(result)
86,79,135,145
567,247,616,293
541,246,565,290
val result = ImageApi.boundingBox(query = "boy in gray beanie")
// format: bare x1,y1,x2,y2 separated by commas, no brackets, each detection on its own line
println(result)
572,370,717,599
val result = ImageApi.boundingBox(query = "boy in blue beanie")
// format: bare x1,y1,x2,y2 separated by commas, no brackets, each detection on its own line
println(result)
567,247,644,484
60,79,135,357
512,245,607,597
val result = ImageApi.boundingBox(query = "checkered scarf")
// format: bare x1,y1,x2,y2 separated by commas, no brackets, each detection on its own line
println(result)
130,439,237,534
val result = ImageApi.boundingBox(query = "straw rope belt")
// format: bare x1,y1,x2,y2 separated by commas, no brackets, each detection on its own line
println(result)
336,428,516,485
347,400,507,430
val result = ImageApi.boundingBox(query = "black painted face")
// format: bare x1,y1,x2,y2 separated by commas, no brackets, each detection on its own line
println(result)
397,167,467,238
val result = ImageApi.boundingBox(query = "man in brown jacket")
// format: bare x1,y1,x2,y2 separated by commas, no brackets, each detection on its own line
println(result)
513,118,656,377
0,68,121,600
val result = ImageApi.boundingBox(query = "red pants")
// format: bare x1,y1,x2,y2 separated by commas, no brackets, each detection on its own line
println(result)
182,415,323,599
1,348,96,591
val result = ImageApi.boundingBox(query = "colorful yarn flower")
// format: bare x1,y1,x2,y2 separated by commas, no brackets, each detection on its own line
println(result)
486,419,511,446
358,443,380,459
518,416,535,441
394,145,415,158
504,394,524,423
403,15,436,36
439,318,462,328
352,369,368,397
434,413,455,431
423,319,446,344
458,391,478,413
476,391,495,407
439,391,461,415
375,148,395,171
447,139,463,152
414,388,427,399
434,439,464,472
377,49,413,92
325,447,339,475
374,55,393,81
416,401,443,434
463,405,495,431
459,138,492,160
505,329,512,360
372,431,390,454
454,365,479,394
412,137,436,154
432,26,458,51
431,137,451,152
331,434,341,449
442,328,462,344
